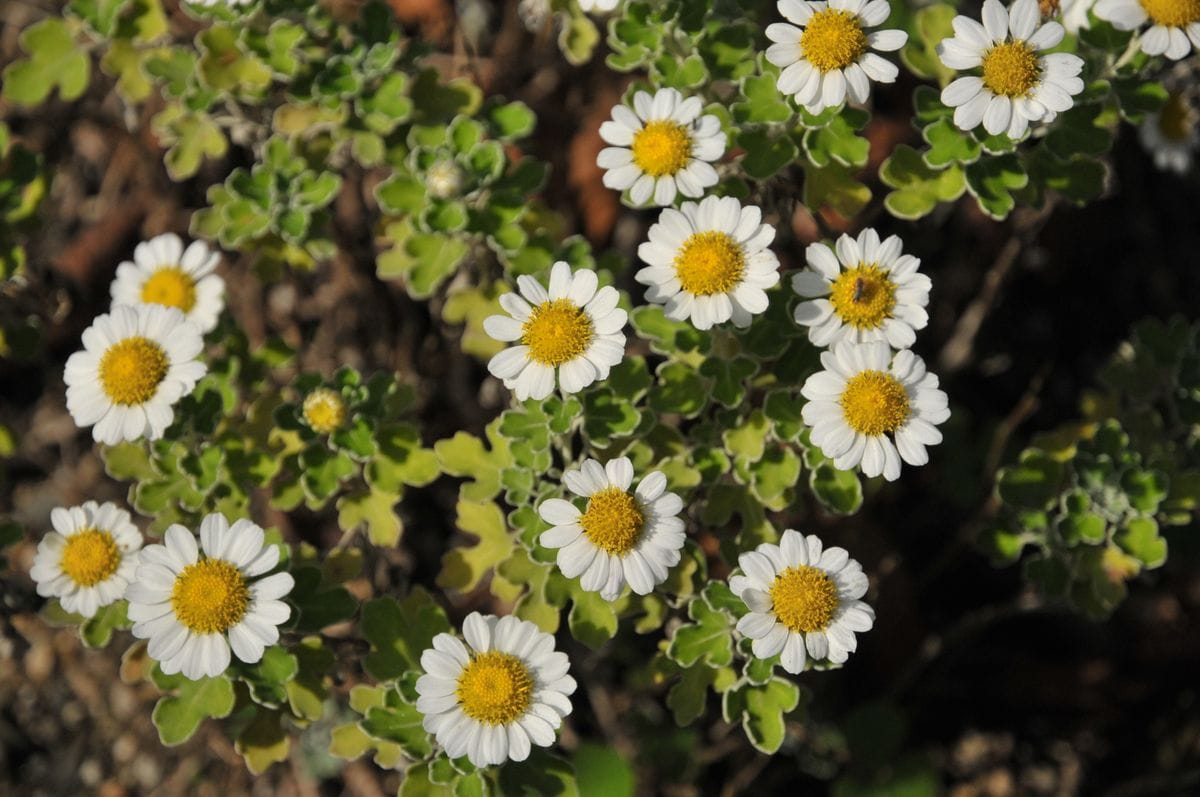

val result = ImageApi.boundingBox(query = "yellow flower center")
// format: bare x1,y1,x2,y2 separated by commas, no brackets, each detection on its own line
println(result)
800,9,868,73
980,41,1041,98
170,558,250,634
140,267,197,312
769,565,839,634
579,487,644,556
521,299,594,367
455,650,534,725
60,529,121,587
840,370,910,436
631,120,693,177
829,265,896,329
1139,0,1200,26
99,337,170,406
302,388,346,434
674,231,745,297
1159,92,1193,142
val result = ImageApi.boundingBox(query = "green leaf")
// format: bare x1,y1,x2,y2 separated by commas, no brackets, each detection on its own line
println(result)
438,500,516,595
803,109,870,168
235,708,290,774
377,219,469,299
997,449,1064,510
150,672,236,746
736,129,798,180
197,25,271,97
567,588,618,649
900,4,957,84
653,52,709,91
1116,517,1167,568
362,692,432,758
721,677,802,754
732,73,793,125
2,19,90,106
81,601,130,648
434,420,512,502
152,105,229,181
361,587,452,681
1121,468,1169,513
921,118,982,168
497,749,580,797
880,145,965,220
575,743,635,797
803,162,872,218
337,487,404,546
666,664,717,725
559,14,601,66
288,566,358,633
489,101,536,140
649,361,709,418
964,154,1028,220
668,596,733,668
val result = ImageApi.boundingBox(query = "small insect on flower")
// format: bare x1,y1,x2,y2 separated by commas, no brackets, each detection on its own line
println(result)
64,304,208,445
596,87,726,207
938,0,1085,139
731,529,874,674
792,227,931,349
538,457,687,600
1095,0,1200,59
483,261,627,401
110,233,225,334
29,501,143,619
415,612,576,767
636,195,781,330
125,514,294,681
1139,91,1199,173
801,341,950,481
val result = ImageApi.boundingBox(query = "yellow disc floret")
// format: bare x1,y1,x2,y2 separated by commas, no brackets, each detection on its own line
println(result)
140,267,197,312
302,388,347,434
981,41,1041,98
840,370,910,436
801,9,869,73
1159,92,1194,141
99,337,170,406
770,565,840,634
521,299,594,367
674,231,745,296
60,529,121,587
829,265,897,329
171,558,250,634
1139,0,1200,26
580,487,645,556
456,650,535,725
631,120,693,177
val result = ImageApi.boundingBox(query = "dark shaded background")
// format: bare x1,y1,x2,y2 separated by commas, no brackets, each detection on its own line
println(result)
3,1,1200,795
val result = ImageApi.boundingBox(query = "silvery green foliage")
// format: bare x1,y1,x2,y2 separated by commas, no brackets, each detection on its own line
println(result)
3,0,1187,788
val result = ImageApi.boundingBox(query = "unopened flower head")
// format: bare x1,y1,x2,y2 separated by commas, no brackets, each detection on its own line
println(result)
64,304,207,445
938,0,1085,139
538,457,687,601
597,88,726,207
1139,91,1198,173
793,228,930,349
801,341,950,481
732,529,874,674
1096,0,1200,59
110,233,224,334
765,0,908,114
30,501,142,619
415,612,576,767
484,262,627,401
427,160,465,199
635,195,780,330
302,387,347,434
125,514,293,680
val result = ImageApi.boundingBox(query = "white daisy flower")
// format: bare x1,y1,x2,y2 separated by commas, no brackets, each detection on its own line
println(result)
1139,91,1198,173
110,233,224,334
731,529,874,674
635,195,780,331
1095,0,1200,59
1059,0,1097,32
538,457,687,601
125,514,294,681
938,0,1085,139
29,501,142,619
792,228,930,349
800,341,950,482
415,612,576,768
765,0,908,114
596,88,726,207
579,0,620,13
64,304,207,446
483,261,627,401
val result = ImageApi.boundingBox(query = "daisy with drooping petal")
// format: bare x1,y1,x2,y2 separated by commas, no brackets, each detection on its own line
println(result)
801,341,950,482
125,514,293,680
792,228,930,349
64,304,207,446
1140,91,1199,173
29,501,142,619
1095,0,1200,59
415,612,576,768
597,88,726,207
938,0,1085,139
765,0,908,114
538,457,686,601
110,233,224,334
635,195,780,330
483,261,627,401
731,529,874,674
